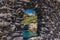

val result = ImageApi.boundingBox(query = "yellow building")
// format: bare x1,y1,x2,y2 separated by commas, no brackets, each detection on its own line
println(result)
29,23,37,34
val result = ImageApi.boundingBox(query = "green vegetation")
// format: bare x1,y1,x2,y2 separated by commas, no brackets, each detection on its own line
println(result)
23,13,37,24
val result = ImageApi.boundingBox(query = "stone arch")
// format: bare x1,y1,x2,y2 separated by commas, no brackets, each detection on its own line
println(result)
0,0,59,40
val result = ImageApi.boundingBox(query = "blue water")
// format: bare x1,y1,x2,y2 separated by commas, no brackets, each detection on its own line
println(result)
23,30,31,38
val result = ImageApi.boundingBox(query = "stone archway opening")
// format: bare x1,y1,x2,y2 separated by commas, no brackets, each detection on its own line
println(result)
0,0,60,40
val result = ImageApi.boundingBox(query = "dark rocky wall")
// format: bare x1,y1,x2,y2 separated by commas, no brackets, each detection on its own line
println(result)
0,0,60,40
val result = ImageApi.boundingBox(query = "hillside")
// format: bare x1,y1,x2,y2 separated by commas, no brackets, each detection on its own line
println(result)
23,13,37,24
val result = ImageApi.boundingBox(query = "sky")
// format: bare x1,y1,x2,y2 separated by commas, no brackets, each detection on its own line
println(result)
25,9,36,14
